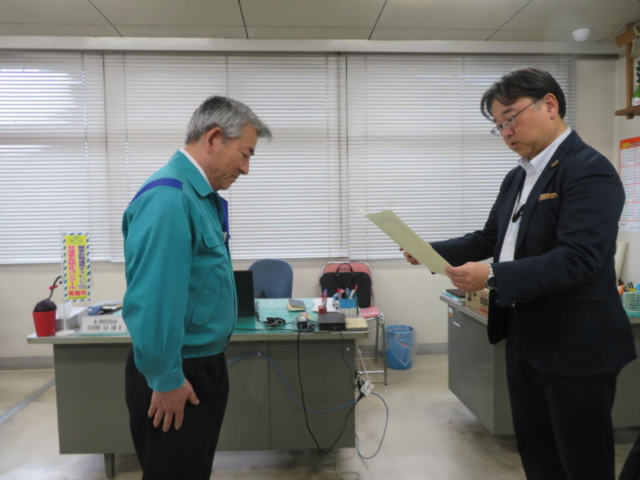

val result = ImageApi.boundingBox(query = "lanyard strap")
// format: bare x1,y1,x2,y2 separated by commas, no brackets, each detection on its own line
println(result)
511,177,526,223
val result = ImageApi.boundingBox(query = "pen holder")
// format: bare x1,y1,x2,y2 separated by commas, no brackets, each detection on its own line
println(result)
338,297,358,318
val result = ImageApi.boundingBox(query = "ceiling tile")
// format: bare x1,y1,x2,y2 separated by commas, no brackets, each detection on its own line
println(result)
503,0,640,32
241,0,386,28
491,29,616,42
0,0,108,24
378,0,530,29
372,28,494,41
91,0,243,26
0,24,119,36
117,25,247,38
247,27,370,39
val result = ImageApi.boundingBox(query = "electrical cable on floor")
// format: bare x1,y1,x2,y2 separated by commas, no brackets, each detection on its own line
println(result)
320,403,360,480
296,331,362,480
226,337,389,478
320,449,360,480
355,392,389,460
294,334,389,476
295,331,359,453
353,345,389,459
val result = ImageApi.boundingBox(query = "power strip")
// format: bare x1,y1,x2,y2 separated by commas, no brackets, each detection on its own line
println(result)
360,379,374,397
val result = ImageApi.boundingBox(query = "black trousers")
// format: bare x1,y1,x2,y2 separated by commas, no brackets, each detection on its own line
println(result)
619,433,640,480
506,351,618,480
125,348,229,480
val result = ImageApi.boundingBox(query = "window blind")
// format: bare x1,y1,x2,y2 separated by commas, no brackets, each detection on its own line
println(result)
345,54,575,259
224,55,346,259
104,53,346,261
0,51,107,264
0,51,575,264
103,53,229,261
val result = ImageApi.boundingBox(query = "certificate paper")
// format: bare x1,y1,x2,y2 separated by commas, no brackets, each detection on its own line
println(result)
361,208,451,275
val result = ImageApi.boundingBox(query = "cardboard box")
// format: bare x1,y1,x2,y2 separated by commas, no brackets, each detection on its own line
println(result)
466,289,489,317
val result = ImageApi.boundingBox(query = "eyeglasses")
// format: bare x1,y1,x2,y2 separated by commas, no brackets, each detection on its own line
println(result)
490,99,540,137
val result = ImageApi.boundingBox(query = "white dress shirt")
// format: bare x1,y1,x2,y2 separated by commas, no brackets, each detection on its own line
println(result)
180,148,229,242
180,148,210,186
498,127,572,263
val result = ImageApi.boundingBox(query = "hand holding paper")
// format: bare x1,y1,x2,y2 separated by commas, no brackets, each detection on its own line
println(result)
360,208,451,275
401,248,421,266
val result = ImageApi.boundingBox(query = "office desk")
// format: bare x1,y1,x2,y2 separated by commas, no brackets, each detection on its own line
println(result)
28,299,368,479
441,293,640,435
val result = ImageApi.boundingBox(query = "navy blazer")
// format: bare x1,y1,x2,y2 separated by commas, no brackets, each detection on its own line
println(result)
432,131,636,375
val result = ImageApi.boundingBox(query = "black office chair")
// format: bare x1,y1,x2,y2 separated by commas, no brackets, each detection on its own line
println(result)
248,259,294,298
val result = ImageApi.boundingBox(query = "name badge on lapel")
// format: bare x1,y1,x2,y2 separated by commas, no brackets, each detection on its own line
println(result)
538,193,559,201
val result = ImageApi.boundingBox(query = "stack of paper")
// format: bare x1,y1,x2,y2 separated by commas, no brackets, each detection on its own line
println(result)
287,298,306,311
345,317,368,330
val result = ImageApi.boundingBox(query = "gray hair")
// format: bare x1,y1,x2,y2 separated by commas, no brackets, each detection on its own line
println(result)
185,96,273,144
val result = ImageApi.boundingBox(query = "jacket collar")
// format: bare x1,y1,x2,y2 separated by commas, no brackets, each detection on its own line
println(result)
513,130,582,253
169,150,214,198
496,168,525,261
553,129,581,157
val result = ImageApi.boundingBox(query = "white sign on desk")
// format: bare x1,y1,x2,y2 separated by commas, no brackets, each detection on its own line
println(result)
79,314,128,336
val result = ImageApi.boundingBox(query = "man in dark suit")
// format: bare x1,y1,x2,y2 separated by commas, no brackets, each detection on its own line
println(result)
404,67,636,480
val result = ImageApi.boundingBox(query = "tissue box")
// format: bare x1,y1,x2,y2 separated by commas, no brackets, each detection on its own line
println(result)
55,304,87,330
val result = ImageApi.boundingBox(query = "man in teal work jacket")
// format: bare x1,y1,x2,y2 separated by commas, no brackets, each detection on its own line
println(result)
122,96,271,480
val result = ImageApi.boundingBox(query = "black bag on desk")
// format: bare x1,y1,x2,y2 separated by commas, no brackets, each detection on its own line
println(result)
320,263,372,309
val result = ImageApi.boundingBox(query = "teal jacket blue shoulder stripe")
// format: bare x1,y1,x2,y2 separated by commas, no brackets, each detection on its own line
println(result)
122,151,237,392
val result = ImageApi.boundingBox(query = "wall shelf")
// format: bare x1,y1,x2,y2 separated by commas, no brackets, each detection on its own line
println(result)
616,105,640,119
616,23,639,120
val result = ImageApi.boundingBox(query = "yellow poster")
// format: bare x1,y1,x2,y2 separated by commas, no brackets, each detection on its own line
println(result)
62,232,91,301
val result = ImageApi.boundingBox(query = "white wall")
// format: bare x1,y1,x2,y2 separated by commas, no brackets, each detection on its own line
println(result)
0,56,620,363
615,56,640,283
575,59,617,161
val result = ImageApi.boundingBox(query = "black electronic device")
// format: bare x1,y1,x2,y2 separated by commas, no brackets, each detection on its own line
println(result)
234,270,257,317
317,312,346,331
445,288,465,298
264,316,286,326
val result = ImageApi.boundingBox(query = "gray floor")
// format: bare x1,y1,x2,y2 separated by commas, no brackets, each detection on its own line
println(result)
0,356,637,480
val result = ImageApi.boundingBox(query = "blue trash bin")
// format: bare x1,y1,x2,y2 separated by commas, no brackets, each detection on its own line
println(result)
385,325,417,370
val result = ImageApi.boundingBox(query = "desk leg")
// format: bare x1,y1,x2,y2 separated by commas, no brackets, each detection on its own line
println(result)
103,453,115,479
